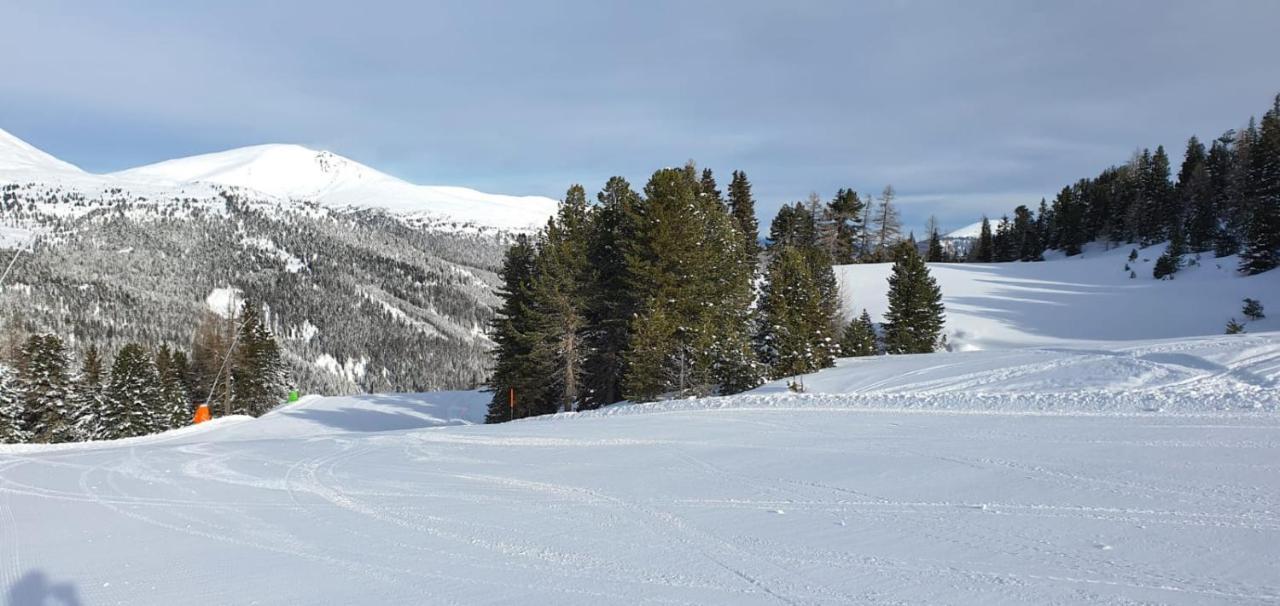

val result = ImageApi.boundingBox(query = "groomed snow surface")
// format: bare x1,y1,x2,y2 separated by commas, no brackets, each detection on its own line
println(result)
4,333,1279,605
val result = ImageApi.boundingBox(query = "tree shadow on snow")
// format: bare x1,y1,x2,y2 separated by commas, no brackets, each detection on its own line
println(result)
6,570,81,606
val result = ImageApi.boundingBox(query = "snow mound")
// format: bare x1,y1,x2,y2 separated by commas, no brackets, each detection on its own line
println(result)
836,242,1280,350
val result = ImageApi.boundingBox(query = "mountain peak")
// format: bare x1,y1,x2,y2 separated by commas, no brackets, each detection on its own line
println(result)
114,143,393,200
0,127,84,175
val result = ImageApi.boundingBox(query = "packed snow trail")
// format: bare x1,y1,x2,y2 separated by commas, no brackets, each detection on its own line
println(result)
2,336,1280,604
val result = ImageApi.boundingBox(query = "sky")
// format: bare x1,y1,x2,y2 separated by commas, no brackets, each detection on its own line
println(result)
2,0,1279,234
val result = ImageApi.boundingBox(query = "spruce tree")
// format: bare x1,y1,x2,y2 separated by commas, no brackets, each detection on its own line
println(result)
486,234,553,422
840,309,878,357
1012,205,1042,261
18,335,74,443
974,217,994,262
156,345,191,429
581,177,641,409
825,188,865,264
69,345,108,441
0,365,29,443
231,300,287,417
727,170,761,264
102,343,163,439
926,228,943,263
527,186,592,413
1240,96,1280,275
883,243,946,354
624,167,759,400
757,245,839,379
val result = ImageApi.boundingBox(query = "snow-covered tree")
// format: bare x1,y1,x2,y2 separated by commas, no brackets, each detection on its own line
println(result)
18,335,74,443
102,343,163,439
0,365,29,444
840,309,878,357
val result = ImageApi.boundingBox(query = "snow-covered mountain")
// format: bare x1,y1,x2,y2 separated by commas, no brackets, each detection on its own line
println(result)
115,144,558,230
0,128,84,176
0,128,559,393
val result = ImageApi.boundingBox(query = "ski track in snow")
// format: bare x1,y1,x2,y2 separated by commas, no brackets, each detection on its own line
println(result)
2,335,1280,604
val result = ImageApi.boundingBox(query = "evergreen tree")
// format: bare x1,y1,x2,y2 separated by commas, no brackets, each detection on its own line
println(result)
156,345,191,429
486,235,553,422
727,170,761,264
1242,298,1265,321
0,365,29,443
527,186,592,413
993,215,1015,261
624,167,759,400
926,227,943,263
231,300,287,417
581,177,641,409
18,335,74,443
974,217,994,262
883,243,946,354
767,202,818,250
1240,96,1280,275
102,343,162,439
1012,205,1042,261
68,345,107,441
840,309,878,357
757,245,839,379
698,168,724,210
823,188,866,264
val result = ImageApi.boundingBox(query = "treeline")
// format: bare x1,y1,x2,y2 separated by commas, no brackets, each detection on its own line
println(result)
970,93,1280,276
485,165,944,422
0,300,287,444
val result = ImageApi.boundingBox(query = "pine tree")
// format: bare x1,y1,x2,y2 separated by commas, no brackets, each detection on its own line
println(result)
231,300,287,417
1242,298,1265,321
581,177,641,409
1240,96,1280,275
624,167,759,400
102,343,163,439
68,345,108,441
1012,205,1042,261
0,365,29,443
18,335,74,443
767,202,817,250
840,309,878,357
974,217,994,262
527,186,592,413
486,234,553,422
993,215,1015,261
883,243,946,354
824,188,865,264
156,345,191,429
1153,221,1186,279
698,168,724,211
758,245,839,379
1225,318,1245,334
727,170,761,265
926,227,943,262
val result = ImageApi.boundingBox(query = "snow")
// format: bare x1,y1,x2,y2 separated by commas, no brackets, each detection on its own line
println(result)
0,128,83,176
0,226,35,249
114,143,559,230
944,220,986,239
3,334,1278,604
0,127,557,231
836,242,1280,350
204,287,244,318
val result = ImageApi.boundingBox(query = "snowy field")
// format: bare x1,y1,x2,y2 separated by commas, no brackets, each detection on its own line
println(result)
836,243,1280,351
4,334,1279,605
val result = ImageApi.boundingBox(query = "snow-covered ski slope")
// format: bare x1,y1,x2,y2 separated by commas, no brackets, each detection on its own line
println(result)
836,242,1280,350
4,333,1279,605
